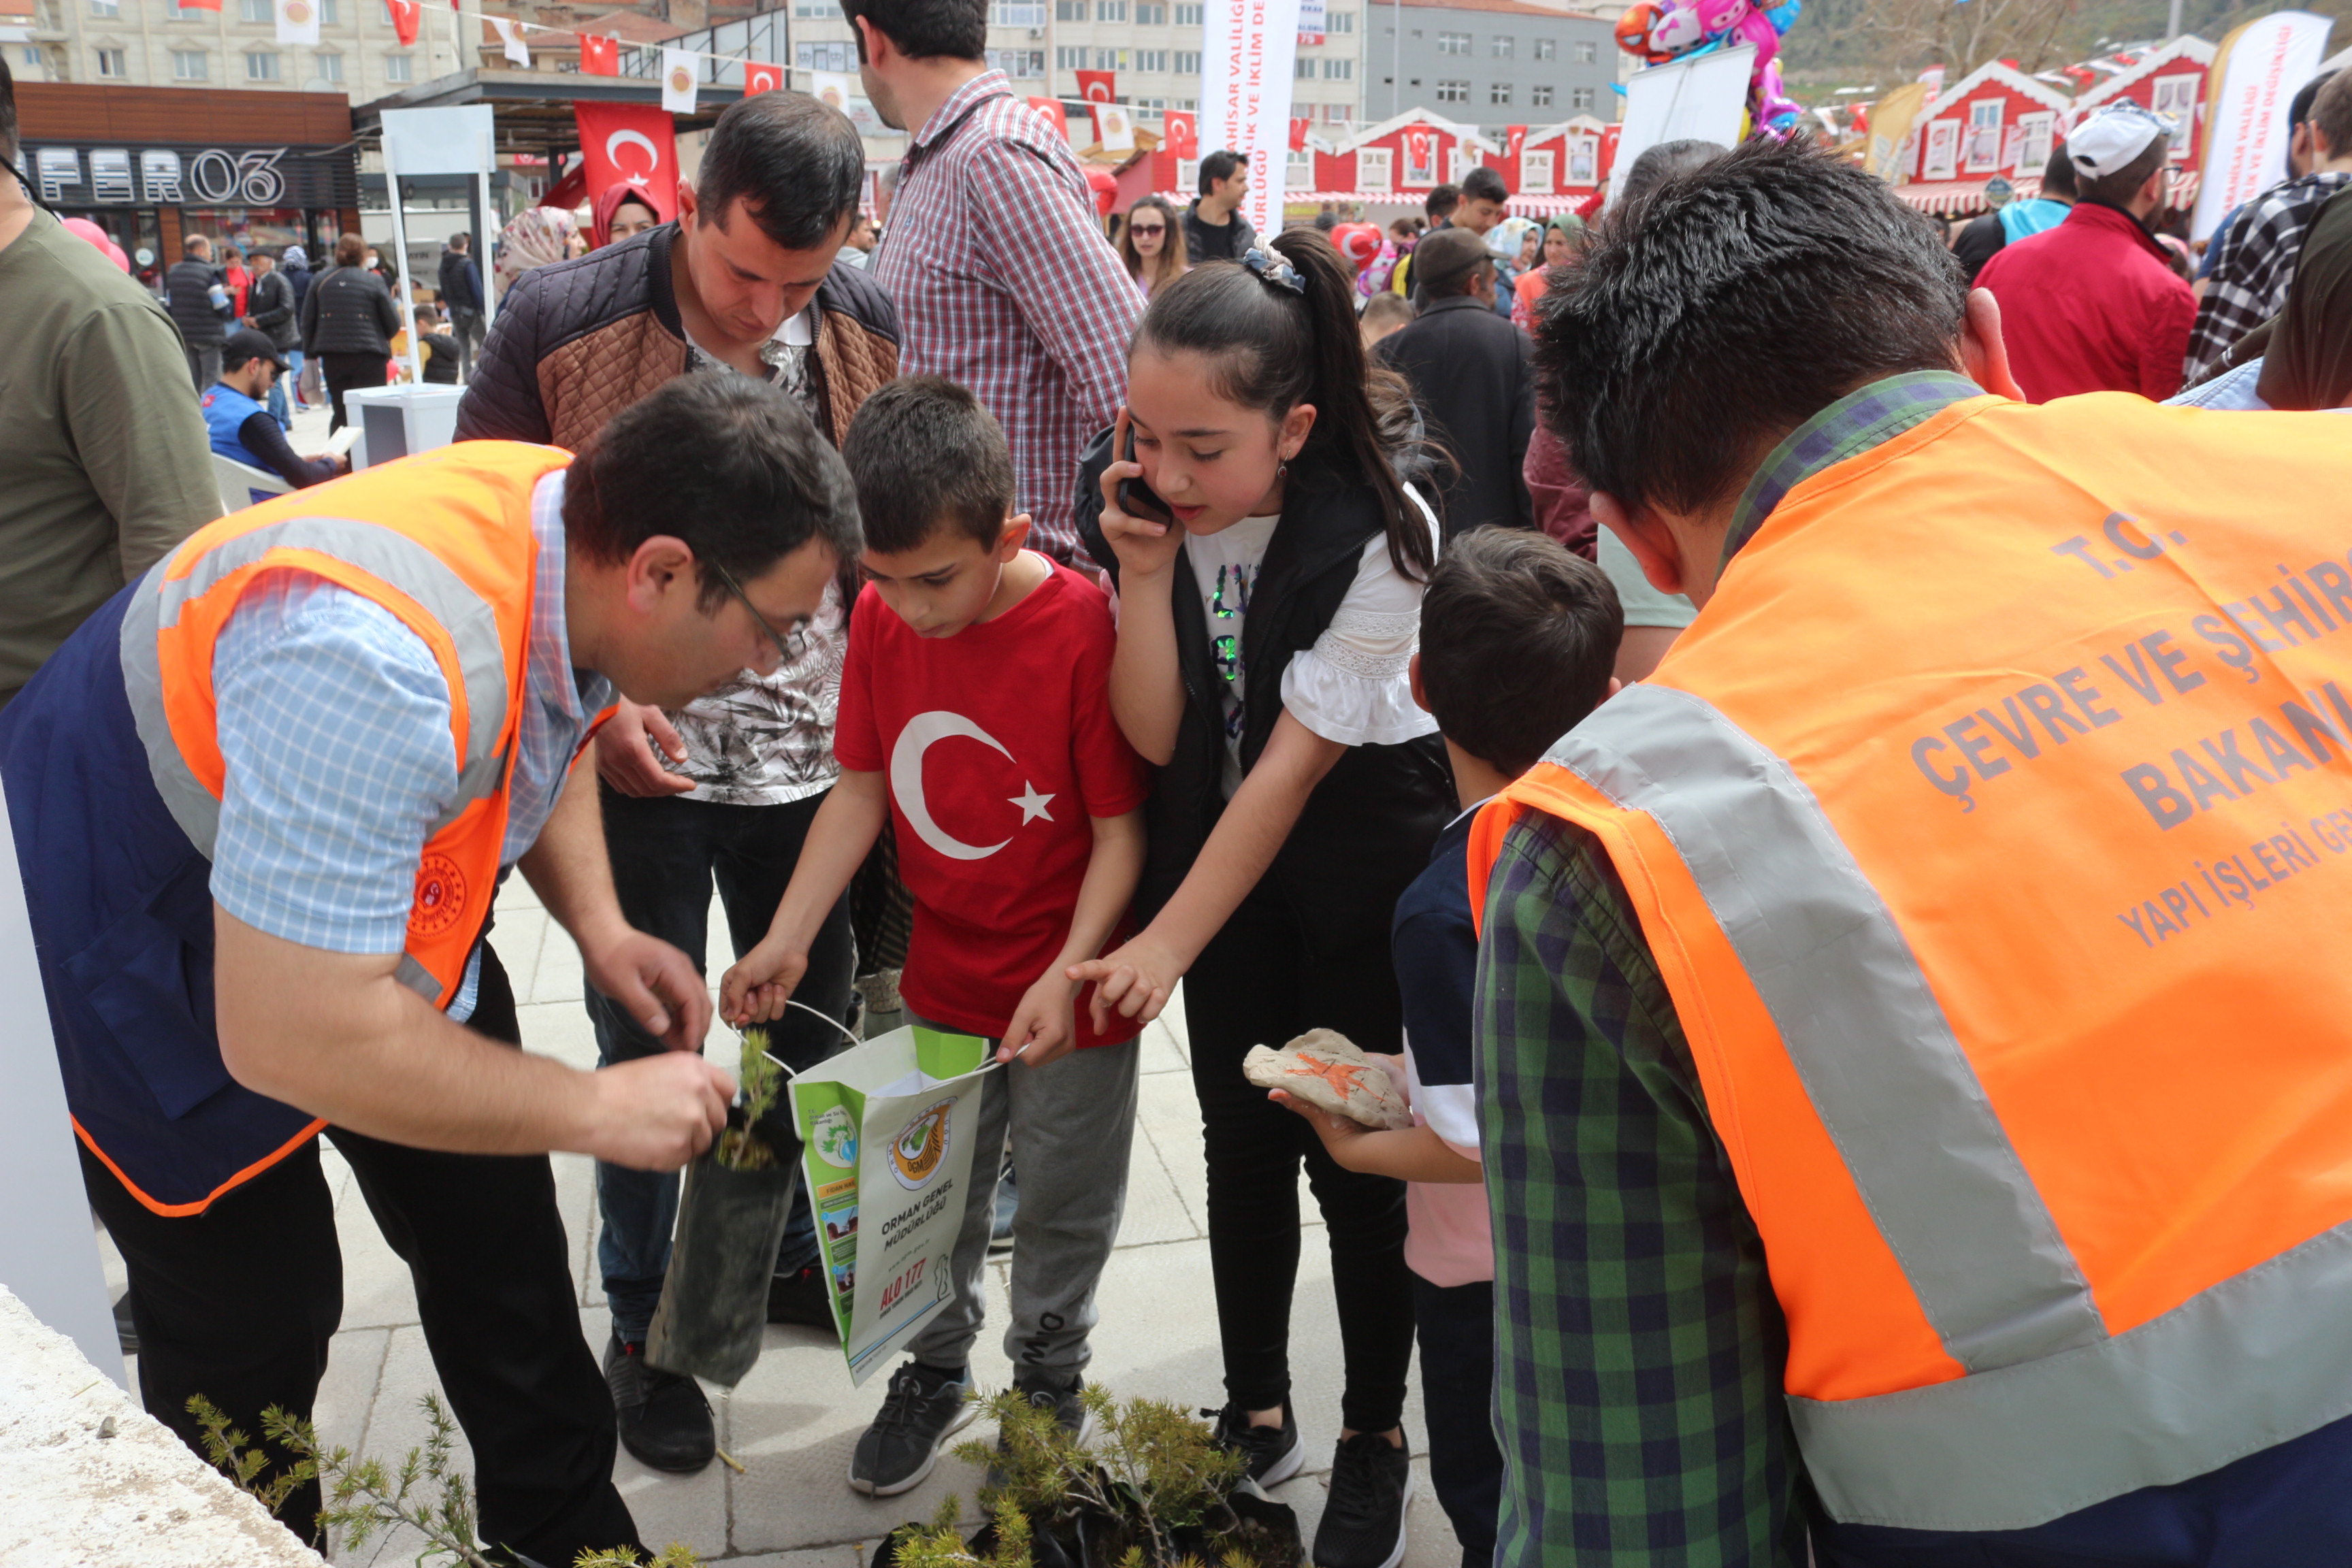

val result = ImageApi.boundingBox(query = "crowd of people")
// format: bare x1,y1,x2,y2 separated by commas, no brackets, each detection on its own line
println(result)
4,5,2352,1565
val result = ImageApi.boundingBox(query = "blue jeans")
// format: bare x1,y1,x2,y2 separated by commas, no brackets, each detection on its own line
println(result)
284,348,305,408
266,365,290,428
588,785,857,1345
1413,1273,1500,1568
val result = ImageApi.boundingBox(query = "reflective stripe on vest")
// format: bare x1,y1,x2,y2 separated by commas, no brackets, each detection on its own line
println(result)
1467,392,2352,1532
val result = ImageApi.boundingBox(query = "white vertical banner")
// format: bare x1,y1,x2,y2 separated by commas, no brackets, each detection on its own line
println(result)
662,48,701,114
1200,0,1303,241
276,0,320,46
2193,11,2336,240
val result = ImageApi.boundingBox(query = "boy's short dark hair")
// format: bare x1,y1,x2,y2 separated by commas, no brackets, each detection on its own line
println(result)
566,374,863,609
840,0,987,62
1199,148,1244,193
1419,527,1622,776
1460,165,1509,204
1425,184,1460,221
1360,291,1415,330
840,376,1015,555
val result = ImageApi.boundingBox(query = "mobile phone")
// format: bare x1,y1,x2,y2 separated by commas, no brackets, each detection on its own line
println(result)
1118,427,1176,528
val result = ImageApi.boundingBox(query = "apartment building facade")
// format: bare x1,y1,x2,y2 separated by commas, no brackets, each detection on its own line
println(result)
1373,0,1614,136
17,0,477,98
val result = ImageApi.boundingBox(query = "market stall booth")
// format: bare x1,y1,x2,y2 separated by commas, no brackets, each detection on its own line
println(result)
1893,61,2074,218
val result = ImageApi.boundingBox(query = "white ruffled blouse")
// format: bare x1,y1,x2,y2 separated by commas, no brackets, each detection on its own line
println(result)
1185,489,1442,798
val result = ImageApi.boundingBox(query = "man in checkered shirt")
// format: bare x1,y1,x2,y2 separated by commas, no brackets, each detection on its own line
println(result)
2185,69,2352,381
851,0,1144,562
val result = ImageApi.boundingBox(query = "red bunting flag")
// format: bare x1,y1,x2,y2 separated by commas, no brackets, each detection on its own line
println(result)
579,33,618,74
383,0,418,44
175,0,220,11
574,101,681,221
743,60,783,95
1505,125,1526,162
1288,116,1309,150
1162,110,1197,158
1076,69,1115,103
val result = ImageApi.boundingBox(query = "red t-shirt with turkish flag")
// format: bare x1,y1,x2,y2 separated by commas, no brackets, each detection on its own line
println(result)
834,556,1149,1047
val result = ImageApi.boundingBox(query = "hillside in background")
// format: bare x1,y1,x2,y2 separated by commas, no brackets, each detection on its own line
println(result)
1781,0,2347,91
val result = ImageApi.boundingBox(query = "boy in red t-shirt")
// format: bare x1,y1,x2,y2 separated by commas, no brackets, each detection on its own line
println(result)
721,377,1149,1499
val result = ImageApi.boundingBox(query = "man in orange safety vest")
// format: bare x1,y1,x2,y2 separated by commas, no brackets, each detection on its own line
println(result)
1473,135,2352,1565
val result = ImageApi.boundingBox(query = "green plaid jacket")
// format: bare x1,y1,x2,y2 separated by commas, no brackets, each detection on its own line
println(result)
1473,373,1982,1563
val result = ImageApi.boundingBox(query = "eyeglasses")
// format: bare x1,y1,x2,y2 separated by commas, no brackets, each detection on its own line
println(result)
1129,223,1168,236
708,557,811,664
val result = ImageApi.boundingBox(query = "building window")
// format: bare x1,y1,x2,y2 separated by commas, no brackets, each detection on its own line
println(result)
2016,110,2055,174
318,0,336,22
1096,0,1125,18
1323,57,1350,79
987,47,1044,76
1358,146,1391,190
1570,85,1593,110
1094,46,1129,69
172,46,206,77
792,0,833,14
90,0,116,15
1174,48,1200,72
1531,82,1552,107
1295,54,1313,78
1175,1,1201,21
1324,102,1350,120
1437,29,1468,54
314,50,340,80
1964,97,2002,173
1575,38,1596,62
1522,148,1553,193
1532,37,1553,60
1138,48,1166,70
1435,78,1467,101
385,51,410,80
990,1,1047,22
1056,45,1084,68
94,45,127,76
1490,80,1511,104
1056,0,1085,17
246,49,278,79
1328,9,1352,30
796,40,853,69
1492,34,1512,56
238,0,267,21
1137,2,1165,20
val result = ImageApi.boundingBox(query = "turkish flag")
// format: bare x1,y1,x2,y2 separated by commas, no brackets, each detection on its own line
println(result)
1506,125,1526,162
575,102,680,223
743,60,783,95
579,33,618,75
175,0,220,11
1850,104,1869,136
1288,116,1310,151
1163,110,1197,159
1076,69,1115,103
1027,96,1070,140
383,0,417,44
1406,128,1433,172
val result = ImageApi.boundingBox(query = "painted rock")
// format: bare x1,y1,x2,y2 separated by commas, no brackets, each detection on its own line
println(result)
1243,1029,1415,1130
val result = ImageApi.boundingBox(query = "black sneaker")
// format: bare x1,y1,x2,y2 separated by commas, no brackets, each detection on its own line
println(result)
768,1263,836,1328
603,1333,715,1474
849,1362,978,1497
986,1371,1098,1488
1208,1399,1305,1486
1312,1433,1413,1568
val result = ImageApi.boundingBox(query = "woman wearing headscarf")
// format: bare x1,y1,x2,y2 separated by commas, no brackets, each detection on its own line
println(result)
590,185,663,251
1512,215,1584,331
2258,186,2352,410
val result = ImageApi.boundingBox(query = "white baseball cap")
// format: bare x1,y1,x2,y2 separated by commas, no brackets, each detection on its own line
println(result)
2067,101,2180,178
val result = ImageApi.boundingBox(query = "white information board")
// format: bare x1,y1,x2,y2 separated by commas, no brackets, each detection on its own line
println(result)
1608,45,1757,213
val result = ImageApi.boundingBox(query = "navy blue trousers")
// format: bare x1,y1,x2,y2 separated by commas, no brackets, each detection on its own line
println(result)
1415,1271,1503,1568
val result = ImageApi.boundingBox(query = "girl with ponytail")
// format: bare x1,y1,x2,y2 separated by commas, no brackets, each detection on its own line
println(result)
1070,227,1455,1558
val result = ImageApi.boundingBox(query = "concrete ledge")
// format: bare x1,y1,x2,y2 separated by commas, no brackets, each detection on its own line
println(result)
0,1284,326,1567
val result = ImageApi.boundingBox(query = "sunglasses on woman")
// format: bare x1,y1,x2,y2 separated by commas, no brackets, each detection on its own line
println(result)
1130,223,1168,237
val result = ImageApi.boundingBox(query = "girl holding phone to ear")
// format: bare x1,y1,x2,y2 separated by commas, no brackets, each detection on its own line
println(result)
1070,230,1454,1567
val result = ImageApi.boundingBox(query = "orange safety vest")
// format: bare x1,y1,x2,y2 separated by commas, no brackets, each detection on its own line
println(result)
97,440,573,1213
1469,392,2352,1532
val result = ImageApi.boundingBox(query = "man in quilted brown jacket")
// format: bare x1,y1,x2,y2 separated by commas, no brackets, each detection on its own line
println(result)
455,89,898,1478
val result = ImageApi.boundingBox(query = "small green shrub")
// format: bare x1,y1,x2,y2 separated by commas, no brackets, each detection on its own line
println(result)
716,1027,782,1171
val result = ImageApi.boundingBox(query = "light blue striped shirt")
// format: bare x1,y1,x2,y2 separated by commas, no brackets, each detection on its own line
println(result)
210,469,610,1019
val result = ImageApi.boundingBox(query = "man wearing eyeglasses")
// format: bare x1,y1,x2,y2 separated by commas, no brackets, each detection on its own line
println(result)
0,374,861,1566
1975,103,2198,402
454,89,902,1477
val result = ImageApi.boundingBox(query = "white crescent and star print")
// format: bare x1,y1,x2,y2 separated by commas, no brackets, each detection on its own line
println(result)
887,710,1056,862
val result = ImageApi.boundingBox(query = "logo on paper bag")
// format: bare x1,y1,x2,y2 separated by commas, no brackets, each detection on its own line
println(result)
811,1105,858,1169
888,1098,955,1191
409,852,468,938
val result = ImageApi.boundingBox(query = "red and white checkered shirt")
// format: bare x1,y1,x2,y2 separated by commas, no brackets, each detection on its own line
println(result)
873,71,1144,559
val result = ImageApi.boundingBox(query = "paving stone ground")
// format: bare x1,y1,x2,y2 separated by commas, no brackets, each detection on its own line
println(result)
102,867,1466,1568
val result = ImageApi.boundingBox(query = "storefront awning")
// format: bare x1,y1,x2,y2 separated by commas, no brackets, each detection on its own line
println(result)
1897,172,2204,218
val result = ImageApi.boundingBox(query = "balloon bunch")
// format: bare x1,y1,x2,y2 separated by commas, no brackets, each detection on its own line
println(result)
1614,0,1805,136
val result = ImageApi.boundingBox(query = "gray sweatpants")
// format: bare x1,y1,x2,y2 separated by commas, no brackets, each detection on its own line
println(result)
905,1019,1140,1384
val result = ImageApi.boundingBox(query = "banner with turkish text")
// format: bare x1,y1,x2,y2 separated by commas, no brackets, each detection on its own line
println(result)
1297,0,1323,45
1199,0,1302,239
2193,11,2336,240
1077,69,1116,103
574,101,679,221
580,33,618,76
383,0,418,46
744,60,783,95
